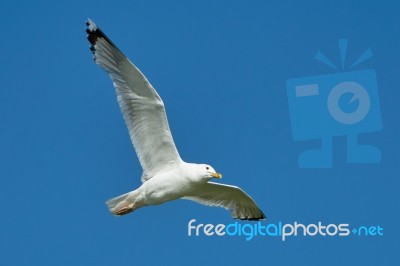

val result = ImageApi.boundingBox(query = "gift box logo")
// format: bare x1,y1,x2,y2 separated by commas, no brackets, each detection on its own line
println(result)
286,39,382,168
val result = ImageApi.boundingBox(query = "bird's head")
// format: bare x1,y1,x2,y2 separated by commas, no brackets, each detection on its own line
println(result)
198,164,222,181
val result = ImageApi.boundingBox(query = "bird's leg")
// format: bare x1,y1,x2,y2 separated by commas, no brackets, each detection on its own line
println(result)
115,203,135,216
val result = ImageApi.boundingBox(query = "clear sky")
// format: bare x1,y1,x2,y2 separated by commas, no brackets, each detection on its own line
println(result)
0,0,398,265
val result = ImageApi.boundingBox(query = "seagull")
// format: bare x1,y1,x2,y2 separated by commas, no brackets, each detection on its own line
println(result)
86,19,266,220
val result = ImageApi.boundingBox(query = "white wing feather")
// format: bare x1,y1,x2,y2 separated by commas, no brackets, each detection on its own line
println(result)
183,182,266,220
86,20,181,181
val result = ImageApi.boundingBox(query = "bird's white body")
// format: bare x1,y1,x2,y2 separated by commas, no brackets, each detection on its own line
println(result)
144,164,210,203
86,19,266,220
109,162,209,211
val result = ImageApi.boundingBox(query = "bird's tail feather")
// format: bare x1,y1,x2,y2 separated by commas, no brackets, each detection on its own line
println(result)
106,192,131,213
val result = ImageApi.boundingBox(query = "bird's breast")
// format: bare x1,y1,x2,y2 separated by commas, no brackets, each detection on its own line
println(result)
141,174,192,205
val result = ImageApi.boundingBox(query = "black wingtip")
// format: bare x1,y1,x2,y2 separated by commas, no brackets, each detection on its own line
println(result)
235,209,267,221
85,19,120,54
241,216,266,221
258,209,267,220
85,19,102,48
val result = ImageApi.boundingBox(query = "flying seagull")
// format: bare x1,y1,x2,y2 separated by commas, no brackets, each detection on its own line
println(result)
86,19,266,220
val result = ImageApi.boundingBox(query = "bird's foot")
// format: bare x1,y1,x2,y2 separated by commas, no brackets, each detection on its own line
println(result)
115,203,135,216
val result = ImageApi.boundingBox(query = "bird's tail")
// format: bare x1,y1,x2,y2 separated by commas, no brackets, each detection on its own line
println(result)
106,192,132,215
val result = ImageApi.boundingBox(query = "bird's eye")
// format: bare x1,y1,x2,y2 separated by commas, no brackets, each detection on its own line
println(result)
206,166,210,170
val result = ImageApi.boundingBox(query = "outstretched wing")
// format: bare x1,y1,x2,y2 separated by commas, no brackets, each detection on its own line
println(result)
183,182,266,220
86,19,181,180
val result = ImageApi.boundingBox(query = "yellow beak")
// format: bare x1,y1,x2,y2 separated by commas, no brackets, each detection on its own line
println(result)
212,172,222,179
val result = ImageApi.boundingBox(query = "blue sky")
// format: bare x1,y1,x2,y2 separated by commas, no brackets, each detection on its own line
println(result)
0,0,398,265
